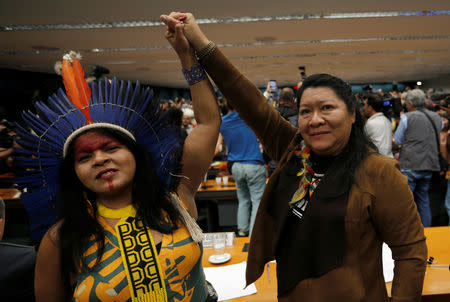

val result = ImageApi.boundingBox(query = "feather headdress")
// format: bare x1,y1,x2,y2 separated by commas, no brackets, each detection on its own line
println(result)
14,53,185,242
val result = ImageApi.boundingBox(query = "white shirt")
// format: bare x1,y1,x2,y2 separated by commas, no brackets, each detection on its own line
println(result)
365,112,394,158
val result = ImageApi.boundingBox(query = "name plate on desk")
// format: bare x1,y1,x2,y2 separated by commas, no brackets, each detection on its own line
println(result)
203,232,235,247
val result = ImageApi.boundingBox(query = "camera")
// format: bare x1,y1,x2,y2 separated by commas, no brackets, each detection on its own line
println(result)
382,97,402,118
298,66,306,80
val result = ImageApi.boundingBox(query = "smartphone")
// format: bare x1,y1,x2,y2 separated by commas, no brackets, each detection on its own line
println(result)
269,80,277,92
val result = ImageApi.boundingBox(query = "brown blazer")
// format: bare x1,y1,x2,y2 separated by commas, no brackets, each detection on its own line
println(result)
202,47,427,301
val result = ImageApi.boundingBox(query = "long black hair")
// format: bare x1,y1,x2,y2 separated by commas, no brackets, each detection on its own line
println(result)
296,73,377,183
58,127,181,299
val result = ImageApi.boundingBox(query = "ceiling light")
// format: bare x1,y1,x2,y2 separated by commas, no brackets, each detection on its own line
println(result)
417,81,422,86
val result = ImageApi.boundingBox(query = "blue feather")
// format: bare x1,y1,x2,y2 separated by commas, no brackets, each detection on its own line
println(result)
15,77,185,243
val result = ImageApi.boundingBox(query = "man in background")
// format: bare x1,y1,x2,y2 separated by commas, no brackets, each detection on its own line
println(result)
220,103,266,236
394,89,442,227
266,87,299,175
276,87,298,127
362,94,394,157
182,107,195,134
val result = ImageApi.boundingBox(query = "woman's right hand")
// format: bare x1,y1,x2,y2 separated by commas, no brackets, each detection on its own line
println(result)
160,12,210,52
162,15,192,59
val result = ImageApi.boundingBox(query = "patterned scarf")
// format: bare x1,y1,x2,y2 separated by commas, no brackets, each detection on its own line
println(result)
289,141,322,208
96,201,168,302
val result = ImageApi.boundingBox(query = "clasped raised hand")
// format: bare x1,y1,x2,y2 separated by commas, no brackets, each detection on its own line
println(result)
160,13,192,58
160,12,210,52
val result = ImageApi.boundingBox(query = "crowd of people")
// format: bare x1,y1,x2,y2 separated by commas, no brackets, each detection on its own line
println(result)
0,9,449,302
357,88,450,227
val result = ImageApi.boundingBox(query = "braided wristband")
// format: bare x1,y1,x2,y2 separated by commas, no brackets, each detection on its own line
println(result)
182,64,206,86
196,41,216,63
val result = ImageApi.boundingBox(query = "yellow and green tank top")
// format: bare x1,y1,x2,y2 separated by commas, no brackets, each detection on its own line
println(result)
72,213,207,302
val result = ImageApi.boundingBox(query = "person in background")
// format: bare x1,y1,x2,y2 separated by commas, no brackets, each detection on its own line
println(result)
0,198,37,302
220,102,266,236
182,107,195,134
438,97,450,225
437,110,449,161
266,87,299,175
160,100,170,111
161,12,427,301
0,120,19,188
17,21,220,301
276,87,298,127
0,120,16,173
394,89,442,227
167,107,188,140
362,94,394,157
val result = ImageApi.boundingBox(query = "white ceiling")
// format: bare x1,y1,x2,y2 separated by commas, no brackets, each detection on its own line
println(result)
1,0,450,89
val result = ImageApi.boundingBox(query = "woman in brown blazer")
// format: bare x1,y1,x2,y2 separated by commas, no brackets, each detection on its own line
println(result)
161,12,427,301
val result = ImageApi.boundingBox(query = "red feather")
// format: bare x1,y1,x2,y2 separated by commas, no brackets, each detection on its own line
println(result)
61,55,92,122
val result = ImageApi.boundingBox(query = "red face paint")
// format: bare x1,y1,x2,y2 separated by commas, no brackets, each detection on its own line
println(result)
108,180,114,191
73,132,123,162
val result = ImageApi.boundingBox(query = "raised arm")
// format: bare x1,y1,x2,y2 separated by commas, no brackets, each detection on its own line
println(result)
161,12,297,163
161,17,220,217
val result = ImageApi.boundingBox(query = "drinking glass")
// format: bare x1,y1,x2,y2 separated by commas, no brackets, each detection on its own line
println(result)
213,233,227,256
222,176,229,186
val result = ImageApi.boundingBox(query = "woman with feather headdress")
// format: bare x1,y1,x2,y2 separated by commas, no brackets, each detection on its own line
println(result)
16,19,220,302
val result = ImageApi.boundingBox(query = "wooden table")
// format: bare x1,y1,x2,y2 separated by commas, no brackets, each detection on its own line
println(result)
386,226,450,302
0,172,14,179
196,179,237,200
1,188,23,211
419,227,450,300
203,227,450,301
203,237,277,302
0,187,21,201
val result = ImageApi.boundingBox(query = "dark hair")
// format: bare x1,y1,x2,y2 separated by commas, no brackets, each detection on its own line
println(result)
220,104,229,116
366,93,385,112
226,101,234,112
58,127,181,298
166,107,183,127
279,87,295,102
296,73,376,182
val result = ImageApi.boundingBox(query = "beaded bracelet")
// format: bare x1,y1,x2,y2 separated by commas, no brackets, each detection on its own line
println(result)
196,41,216,63
182,63,206,86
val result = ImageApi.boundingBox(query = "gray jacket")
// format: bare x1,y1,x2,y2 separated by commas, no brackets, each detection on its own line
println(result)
399,109,441,171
